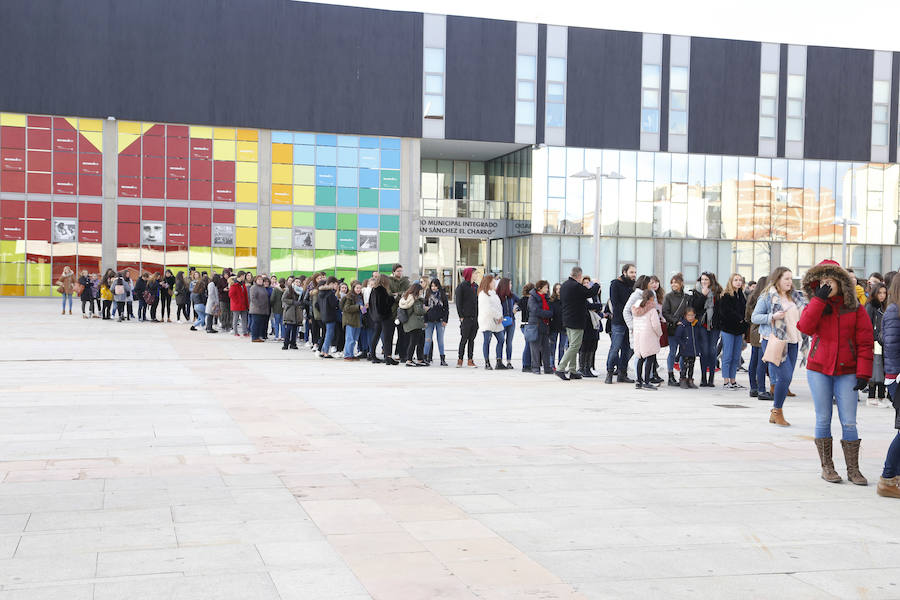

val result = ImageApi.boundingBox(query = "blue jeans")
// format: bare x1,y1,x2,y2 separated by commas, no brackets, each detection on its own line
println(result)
344,325,360,357
359,327,370,352
761,339,798,408
271,313,283,339
720,332,743,379
697,328,720,376
667,344,679,374
808,370,859,441
482,330,505,362
503,324,515,360
322,322,336,354
606,324,632,375
193,304,206,328
425,322,445,356
883,383,900,477
521,328,531,369
748,345,761,391
250,314,267,340
550,330,568,367
61,293,72,311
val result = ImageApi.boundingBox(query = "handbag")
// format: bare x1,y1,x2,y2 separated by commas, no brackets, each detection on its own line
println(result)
501,315,513,328
397,307,409,324
524,323,539,343
659,319,669,348
74,282,84,295
588,310,601,330
762,337,787,366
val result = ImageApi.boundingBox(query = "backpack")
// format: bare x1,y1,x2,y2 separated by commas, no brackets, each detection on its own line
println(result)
114,279,125,296
397,306,409,324
143,290,153,305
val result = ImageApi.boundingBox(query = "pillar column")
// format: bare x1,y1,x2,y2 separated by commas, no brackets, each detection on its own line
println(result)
256,129,272,274
399,138,421,274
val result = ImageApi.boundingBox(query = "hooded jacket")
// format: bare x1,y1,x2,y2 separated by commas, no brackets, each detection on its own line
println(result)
317,287,340,324
340,292,363,328
527,290,553,334
229,281,248,312
399,293,426,332
454,268,478,318
674,317,700,357
282,286,301,324
631,300,662,359
797,260,874,379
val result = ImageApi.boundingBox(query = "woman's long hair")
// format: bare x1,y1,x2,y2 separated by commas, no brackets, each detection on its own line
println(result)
496,277,513,300
746,276,767,309
887,275,900,309
477,274,495,295
765,267,794,297
648,275,664,304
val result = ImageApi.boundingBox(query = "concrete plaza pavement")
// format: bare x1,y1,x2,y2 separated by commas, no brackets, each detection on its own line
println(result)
1,297,900,599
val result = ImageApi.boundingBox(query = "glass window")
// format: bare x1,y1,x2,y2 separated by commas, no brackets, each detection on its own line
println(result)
874,104,889,122
547,83,565,102
516,101,535,126
547,57,566,82
760,98,776,116
425,75,443,94
874,80,891,104
518,81,534,101
424,95,444,118
787,75,805,98
547,103,565,128
787,99,803,118
641,109,659,133
873,123,889,146
643,89,659,108
642,64,660,89
424,48,444,73
671,91,687,111
669,111,687,135
670,66,689,90
760,116,776,139
786,117,803,142
517,55,536,80
760,73,778,97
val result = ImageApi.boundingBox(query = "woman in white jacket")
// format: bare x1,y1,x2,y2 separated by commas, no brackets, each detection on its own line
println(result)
205,274,221,333
477,274,506,370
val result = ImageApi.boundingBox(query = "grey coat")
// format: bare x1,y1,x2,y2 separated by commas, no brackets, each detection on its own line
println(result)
282,287,301,324
249,284,269,315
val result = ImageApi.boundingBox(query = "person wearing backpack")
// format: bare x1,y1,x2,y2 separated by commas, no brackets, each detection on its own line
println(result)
424,278,449,366
112,273,131,322
317,277,340,358
399,283,427,367
190,275,209,332
134,273,149,322
174,271,190,323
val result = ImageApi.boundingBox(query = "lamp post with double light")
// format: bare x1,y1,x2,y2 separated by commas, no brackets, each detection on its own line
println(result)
570,168,625,281
832,216,860,267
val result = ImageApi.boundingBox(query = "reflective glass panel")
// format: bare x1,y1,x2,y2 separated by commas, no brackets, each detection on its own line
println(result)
787,74,805,98
642,64,660,88
760,73,778,97
547,57,566,82
874,80,891,104
786,117,803,141
424,95,444,117
760,98,776,116
641,109,659,133
547,103,565,128
671,91,687,111
424,48,444,73
670,67,689,90
874,105,889,123
547,83,565,102
518,81,535,101
516,101,535,126
517,55,536,80
669,111,687,135
425,74,443,94
787,99,803,118
760,116,776,138
643,89,659,108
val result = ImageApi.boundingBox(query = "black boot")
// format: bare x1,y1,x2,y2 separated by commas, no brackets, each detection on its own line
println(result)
667,373,678,387
700,371,709,387
605,372,614,384
708,371,715,387
440,355,448,366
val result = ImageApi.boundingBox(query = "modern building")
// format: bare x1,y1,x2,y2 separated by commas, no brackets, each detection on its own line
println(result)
1,0,898,298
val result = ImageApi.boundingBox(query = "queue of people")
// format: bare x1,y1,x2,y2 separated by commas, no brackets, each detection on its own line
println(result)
61,259,900,497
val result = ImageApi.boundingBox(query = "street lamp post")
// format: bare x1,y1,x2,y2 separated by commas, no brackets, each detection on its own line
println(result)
832,217,860,267
570,168,625,281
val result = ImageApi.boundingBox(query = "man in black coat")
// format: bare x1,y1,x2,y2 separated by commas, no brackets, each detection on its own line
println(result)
556,266,600,381
606,264,637,383
455,267,478,367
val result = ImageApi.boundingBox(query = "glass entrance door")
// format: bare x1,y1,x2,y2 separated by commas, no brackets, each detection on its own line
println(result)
421,235,487,300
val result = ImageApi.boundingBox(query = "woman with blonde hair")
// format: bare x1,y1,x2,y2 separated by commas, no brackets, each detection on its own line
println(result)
477,274,505,370
719,273,748,389
58,266,75,315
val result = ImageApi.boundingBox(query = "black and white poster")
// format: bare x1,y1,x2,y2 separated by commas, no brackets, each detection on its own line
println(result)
292,226,315,250
140,221,165,245
52,218,77,243
358,229,378,251
212,224,235,247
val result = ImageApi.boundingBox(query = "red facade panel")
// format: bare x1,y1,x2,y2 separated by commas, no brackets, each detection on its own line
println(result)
166,158,188,180
189,180,211,201
1,127,26,149
1,148,25,171
79,153,101,175
27,172,51,194
189,208,211,225
27,128,52,150
53,173,77,195
166,125,189,138
0,172,25,192
190,138,212,159
142,177,164,199
166,206,188,224
142,135,164,157
27,150,52,173
27,201,50,218
189,225,211,246
28,116,52,128
190,159,211,180
213,160,234,181
53,151,77,173
79,174,102,197
213,208,234,223
166,136,189,158
118,154,141,178
78,203,102,221
118,222,140,245
167,223,188,246
118,176,140,198
28,218,50,241
117,204,141,223
141,205,164,221
79,221,102,243
166,179,187,200
1,200,24,218
52,202,77,218
213,181,235,202
142,155,164,178
53,129,77,152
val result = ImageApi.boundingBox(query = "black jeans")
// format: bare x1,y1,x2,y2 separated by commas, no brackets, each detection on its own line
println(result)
138,299,148,321
176,302,190,321
102,300,112,319
369,318,383,359
458,316,477,360
579,333,598,373
380,319,395,359
396,327,409,361
115,301,124,319
283,323,298,349
150,299,159,320
530,332,552,373
81,299,94,315
406,328,425,362
160,294,171,320
636,355,657,383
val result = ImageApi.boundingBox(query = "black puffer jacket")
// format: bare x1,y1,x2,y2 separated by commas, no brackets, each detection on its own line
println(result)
718,290,748,335
371,286,394,321
318,288,340,324
690,288,722,330
425,279,450,323
608,276,634,326
455,280,477,318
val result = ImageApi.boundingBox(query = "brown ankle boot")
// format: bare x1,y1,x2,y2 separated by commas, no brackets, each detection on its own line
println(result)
815,438,842,483
467,359,477,368
877,476,900,498
841,439,867,486
769,408,790,427
456,359,463,368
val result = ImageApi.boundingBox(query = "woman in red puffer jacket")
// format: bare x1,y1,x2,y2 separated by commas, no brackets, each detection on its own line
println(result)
798,260,873,487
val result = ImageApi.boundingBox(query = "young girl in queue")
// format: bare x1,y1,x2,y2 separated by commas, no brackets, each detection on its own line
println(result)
398,283,427,367
631,289,662,390
674,307,700,388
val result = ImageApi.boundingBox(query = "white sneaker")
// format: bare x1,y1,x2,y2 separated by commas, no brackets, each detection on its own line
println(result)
732,382,746,389
867,397,880,407
881,398,894,408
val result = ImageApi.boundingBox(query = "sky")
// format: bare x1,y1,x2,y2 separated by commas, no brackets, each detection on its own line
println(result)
307,0,900,52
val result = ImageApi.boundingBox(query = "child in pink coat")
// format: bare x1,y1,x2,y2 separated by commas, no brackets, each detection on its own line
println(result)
632,289,662,390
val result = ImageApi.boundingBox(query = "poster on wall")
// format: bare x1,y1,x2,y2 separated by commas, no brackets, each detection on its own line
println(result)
52,218,77,243
358,229,378,251
140,221,165,245
292,226,315,250
212,224,235,247
336,230,357,251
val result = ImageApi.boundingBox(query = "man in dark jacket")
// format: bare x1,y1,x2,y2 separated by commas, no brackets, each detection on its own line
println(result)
389,264,411,361
455,267,478,367
556,267,600,380
606,264,636,383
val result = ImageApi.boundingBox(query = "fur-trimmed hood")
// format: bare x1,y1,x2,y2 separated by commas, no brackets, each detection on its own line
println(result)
802,260,858,310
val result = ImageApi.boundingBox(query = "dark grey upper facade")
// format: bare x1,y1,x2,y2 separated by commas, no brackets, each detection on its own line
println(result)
0,0,893,162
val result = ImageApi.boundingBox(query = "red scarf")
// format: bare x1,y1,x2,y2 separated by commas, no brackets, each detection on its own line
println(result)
539,293,550,325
